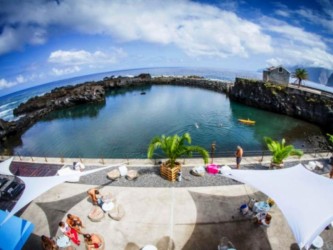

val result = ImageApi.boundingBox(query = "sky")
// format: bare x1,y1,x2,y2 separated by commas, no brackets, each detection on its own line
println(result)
0,0,333,95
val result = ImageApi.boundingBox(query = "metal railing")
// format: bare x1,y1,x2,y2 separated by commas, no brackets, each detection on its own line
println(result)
1,147,330,165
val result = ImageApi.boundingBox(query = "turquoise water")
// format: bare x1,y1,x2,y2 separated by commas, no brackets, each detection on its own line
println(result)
6,85,323,158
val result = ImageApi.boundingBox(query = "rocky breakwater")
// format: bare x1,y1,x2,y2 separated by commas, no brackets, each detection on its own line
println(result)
229,78,333,132
0,83,105,142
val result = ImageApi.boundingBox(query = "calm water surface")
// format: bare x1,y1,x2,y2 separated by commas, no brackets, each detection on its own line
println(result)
6,85,323,158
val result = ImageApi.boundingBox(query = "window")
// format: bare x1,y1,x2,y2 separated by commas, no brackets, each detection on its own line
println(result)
278,67,283,73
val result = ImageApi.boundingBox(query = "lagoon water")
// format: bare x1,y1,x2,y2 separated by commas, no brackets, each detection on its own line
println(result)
0,67,326,158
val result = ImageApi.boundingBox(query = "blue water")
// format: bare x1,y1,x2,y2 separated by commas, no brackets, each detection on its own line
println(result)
0,67,258,121
0,67,327,158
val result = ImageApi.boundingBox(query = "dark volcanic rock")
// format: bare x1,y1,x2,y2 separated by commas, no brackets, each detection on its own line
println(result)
229,78,333,132
0,74,231,143
14,84,105,115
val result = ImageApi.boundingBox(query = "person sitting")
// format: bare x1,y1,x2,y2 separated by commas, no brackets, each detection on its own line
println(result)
255,213,272,227
83,233,102,249
41,235,59,250
87,188,102,206
66,213,85,234
58,221,80,246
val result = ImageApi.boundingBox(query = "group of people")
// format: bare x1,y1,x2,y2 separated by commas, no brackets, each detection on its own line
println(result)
41,212,102,249
41,187,106,250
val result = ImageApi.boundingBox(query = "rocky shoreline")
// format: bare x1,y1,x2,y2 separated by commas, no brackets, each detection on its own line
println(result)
0,74,230,143
0,74,332,151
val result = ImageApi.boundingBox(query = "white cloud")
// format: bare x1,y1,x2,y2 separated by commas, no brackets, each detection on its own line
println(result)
261,17,333,69
52,66,81,76
0,0,272,59
0,25,47,55
1,0,332,70
48,48,126,67
16,75,26,84
275,10,290,18
0,73,45,90
0,78,18,89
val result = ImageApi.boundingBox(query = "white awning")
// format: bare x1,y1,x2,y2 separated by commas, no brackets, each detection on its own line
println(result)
0,157,14,176
0,162,124,225
221,164,333,249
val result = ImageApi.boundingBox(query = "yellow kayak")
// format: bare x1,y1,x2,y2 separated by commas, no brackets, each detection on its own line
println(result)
238,118,256,125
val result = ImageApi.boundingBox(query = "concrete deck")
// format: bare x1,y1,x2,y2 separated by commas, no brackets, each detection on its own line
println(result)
23,184,297,250
4,152,332,249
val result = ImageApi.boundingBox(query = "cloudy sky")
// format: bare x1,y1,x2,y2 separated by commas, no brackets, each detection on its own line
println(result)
0,0,333,94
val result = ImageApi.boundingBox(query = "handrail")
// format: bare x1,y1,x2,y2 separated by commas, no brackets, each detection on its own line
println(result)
0,147,330,164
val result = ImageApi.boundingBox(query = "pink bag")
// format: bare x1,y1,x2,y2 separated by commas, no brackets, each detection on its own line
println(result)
206,164,219,174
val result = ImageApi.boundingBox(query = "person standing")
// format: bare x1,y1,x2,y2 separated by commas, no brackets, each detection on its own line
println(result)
235,146,243,169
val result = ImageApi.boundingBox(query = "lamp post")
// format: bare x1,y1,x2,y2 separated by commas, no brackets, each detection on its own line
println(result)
211,142,216,164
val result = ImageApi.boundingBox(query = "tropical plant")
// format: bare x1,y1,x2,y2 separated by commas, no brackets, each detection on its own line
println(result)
292,68,308,88
147,133,209,168
264,137,303,165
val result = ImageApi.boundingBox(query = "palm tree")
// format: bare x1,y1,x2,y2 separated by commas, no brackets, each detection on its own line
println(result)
264,137,303,167
147,132,209,168
292,68,308,88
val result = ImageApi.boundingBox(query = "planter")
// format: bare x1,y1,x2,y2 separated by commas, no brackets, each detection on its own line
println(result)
160,162,181,182
270,162,284,169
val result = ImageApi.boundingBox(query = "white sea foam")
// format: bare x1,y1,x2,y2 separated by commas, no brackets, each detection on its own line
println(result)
0,101,18,110
0,109,12,117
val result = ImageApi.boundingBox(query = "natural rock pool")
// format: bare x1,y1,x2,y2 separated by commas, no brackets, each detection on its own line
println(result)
4,85,325,158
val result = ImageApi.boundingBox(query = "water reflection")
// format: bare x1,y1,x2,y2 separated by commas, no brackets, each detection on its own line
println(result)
0,85,325,158
42,102,106,121
229,101,325,149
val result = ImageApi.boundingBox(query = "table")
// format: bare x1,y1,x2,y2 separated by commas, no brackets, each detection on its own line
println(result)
311,236,324,249
56,235,71,248
253,201,270,213
102,201,114,212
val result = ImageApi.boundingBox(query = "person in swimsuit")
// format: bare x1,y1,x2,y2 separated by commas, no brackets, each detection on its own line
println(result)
84,234,102,249
235,145,243,169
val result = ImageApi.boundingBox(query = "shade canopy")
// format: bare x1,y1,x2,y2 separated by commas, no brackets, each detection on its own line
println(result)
0,210,34,250
0,157,14,176
221,164,333,249
0,159,124,225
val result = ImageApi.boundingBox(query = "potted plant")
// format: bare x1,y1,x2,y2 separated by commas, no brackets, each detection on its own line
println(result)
147,133,209,181
264,137,303,168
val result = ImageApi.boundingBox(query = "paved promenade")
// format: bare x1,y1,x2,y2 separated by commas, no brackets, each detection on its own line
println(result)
1,152,332,249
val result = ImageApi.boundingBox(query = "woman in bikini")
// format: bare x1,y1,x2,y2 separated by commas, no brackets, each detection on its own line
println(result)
58,221,80,246
66,213,85,234
84,234,102,249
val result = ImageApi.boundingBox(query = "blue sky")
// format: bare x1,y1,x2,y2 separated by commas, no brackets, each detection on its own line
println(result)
0,0,332,95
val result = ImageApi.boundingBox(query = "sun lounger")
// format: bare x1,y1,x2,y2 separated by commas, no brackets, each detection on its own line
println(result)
108,204,125,221
315,161,323,169
305,161,316,171
190,166,205,176
57,166,80,182
107,169,120,181
88,206,105,222
126,170,138,180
